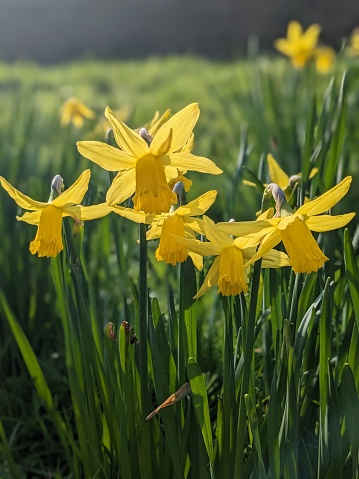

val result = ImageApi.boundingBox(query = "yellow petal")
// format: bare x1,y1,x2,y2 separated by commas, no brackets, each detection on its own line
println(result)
194,257,220,299
184,217,205,235
29,205,63,257
267,154,289,189
176,190,217,217
0,177,47,211
105,107,148,157
73,114,84,129
305,212,356,232
64,203,112,221
111,205,148,224
150,103,199,155
172,235,221,256
202,216,233,248
245,229,282,267
287,21,303,41
146,222,163,240
296,176,352,217
16,210,42,225
261,249,291,268
302,24,321,48
274,39,296,56
106,169,136,205
77,141,137,171
188,252,203,271
217,219,275,239
148,109,171,136
165,152,222,175
53,170,91,208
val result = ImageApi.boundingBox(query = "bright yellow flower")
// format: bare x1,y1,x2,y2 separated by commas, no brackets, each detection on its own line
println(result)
173,216,290,298
60,97,95,128
314,46,336,73
346,29,359,56
219,177,355,274
77,103,222,215
275,21,321,68
111,190,217,270
0,170,111,257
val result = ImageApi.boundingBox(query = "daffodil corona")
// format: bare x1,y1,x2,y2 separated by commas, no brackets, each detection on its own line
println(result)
77,103,222,215
0,170,111,258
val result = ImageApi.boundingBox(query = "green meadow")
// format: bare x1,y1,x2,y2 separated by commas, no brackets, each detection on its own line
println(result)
0,54,359,478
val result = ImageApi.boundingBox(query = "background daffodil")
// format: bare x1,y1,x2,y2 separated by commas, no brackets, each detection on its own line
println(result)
77,103,222,215
111,190,218,269
222,177,355,274
60,97,96,128
173,216,290,298
0,170,111,257
244,153,318,203
274,20,321,68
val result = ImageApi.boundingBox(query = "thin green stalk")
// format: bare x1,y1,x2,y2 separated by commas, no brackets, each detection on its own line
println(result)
234,259,262,477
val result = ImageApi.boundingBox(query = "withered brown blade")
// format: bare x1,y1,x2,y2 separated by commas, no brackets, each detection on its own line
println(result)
146,382,191,420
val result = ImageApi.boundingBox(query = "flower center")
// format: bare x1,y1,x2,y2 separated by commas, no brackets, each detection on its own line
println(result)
155,215,187,265
218,245,248,296
133,154,176,214
29,205,64,258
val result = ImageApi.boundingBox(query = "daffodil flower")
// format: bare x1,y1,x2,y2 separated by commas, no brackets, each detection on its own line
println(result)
0,170,111,257
60,97,95,128
77,103,222,215
111,190,218,270
219,177,355,274
274,21,321,68
172,216,290,298
314,46,336,74
346,29,359,56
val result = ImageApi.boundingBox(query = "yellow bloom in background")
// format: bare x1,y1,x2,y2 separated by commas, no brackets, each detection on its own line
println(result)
346,28,359,56
221,177,355,274
77,103,222,215
111,190,218,270
274,21,321,68
60,97,96,128
173,216,290,298
243,154,318,202
314,46,336,73
0,170,111,257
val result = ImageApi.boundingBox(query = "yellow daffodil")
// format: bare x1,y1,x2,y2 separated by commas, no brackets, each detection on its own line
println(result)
60,97,95,128
346,29,359,56
173,216,290,298
111,190,218,270
77,103,222,215
314,46,335,73
0,170,111,257
274,21,321,68
219,177,355,274
244,154,318,202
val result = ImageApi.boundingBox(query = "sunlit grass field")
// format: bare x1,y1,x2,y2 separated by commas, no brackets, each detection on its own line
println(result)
1,54,359,478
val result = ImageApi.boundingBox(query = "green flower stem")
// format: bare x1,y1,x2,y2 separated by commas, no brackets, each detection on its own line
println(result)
234,259,262,477
139,223,149,416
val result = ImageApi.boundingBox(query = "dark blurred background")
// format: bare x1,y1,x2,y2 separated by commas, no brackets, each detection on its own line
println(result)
1,0,359,62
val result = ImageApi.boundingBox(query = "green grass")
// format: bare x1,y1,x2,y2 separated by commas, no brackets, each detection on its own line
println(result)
0,55,359,478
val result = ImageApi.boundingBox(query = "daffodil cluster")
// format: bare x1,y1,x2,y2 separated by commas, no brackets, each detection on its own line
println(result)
0,103,355,300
